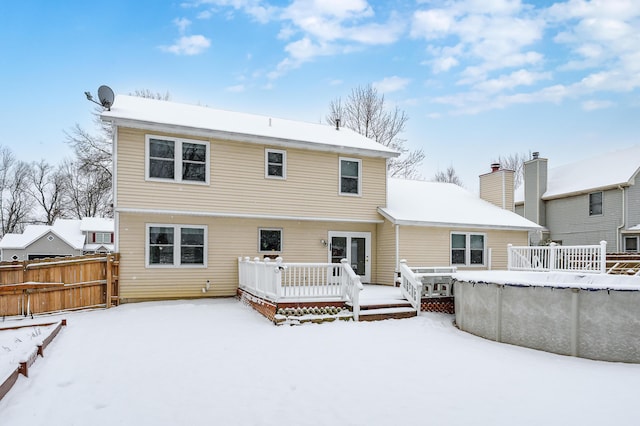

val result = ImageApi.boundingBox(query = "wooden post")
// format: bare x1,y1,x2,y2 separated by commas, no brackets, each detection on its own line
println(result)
105,254,113,308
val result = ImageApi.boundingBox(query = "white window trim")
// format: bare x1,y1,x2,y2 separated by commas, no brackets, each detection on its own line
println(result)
339,157,362,197
450,232,486,267
258,228,283,253
145,135,210,185
94,232,111,244
589,191,603,216
265,148,287,180
624,235,639,252
145,223,208,268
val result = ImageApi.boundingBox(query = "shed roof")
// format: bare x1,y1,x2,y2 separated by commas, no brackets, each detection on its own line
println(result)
379,178,541,231
101,95,400,159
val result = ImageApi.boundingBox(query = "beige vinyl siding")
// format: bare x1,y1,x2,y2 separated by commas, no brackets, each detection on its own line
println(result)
116,128,387,221
118,212,377,302
396,225,528,271
376,220,398,286
479,171,514,211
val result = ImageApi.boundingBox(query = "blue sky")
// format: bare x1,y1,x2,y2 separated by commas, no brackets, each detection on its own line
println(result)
2,0,639,192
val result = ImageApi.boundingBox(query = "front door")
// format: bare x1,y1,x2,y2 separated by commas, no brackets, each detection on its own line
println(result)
328,231,371,283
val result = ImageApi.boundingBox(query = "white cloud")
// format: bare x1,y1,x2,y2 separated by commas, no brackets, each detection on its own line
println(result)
160,35,211,55
226,84,245,92
184,0,277,24
266,0,403,78
474,70,551,93
174,17,192,33
373,76,410,93
546,0,640,77
411,9,456,39
582,100,614,111
197,10,213,19
411,2,545,86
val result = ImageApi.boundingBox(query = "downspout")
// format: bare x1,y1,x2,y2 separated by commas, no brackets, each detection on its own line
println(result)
395,223,400,284
616,185,625,252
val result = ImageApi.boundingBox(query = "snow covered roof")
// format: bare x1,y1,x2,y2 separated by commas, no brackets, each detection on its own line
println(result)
101,95,400,159
80,217,114,233
379,178,541,230
0,219,86,250
83,243,114,252
513,145,640,202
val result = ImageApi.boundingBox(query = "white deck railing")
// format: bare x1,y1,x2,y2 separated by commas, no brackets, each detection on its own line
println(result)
398,261,456,312
238,257,364,320
507,241,607,274
398,260,423,313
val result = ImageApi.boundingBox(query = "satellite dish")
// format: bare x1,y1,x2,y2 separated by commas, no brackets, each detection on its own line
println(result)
97,85,115,110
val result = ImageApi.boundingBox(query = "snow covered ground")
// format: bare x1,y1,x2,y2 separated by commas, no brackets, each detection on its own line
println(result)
1,299,639,426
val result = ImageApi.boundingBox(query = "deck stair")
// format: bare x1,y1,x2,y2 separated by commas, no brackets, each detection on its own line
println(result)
356,299,417,321
349,284,418,321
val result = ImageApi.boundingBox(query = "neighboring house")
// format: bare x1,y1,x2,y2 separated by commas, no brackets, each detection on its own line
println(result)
101,95,540,303
0,218,114,261
515,147,640,252
81,217,115,254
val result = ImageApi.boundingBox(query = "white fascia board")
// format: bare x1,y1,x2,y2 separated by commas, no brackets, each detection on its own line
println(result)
105,118,399,159
377,208,539,231
396,220,542,231
376,208,397,224
116,207,384,224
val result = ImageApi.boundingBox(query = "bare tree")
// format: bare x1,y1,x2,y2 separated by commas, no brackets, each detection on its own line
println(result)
327,84,424,178
131,89,170,101
60,160,112,219
433,166,463,187
494,152,529,189
64,89,171,218
0,148,34,235
28,160,66,225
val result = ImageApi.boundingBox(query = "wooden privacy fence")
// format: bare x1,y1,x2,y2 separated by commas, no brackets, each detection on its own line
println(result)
0,254,119,317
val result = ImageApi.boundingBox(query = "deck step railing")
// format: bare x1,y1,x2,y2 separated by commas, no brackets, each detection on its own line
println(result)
238,257,363,320
398,260,423,313
508,241,607,274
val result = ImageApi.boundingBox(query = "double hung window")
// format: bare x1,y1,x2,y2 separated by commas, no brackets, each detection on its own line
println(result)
147,224,207,267
94,232,111,244
147,136,209,184
589,191,603,216
339,158,361,196
265,149,286,179
451,233,485,266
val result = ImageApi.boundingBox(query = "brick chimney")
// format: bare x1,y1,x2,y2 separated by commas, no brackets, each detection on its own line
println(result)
479,163,515,211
